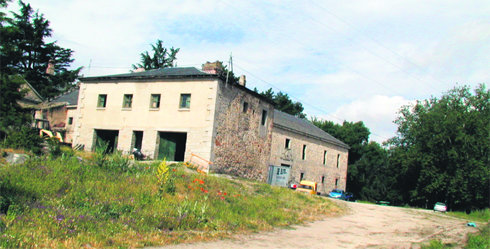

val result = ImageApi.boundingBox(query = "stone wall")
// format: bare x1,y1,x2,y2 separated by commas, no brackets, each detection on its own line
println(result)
270,127,349,194
211,82,274,181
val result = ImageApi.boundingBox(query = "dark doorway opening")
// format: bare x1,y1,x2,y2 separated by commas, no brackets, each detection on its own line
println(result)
94,129,119,153
132,131,143,150
157,132,187,161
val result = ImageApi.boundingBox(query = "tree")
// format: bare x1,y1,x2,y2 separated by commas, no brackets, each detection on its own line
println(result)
311,118,382,199
255,88,306,118
387,84,489,210
132,40,179,70
2,1,81,99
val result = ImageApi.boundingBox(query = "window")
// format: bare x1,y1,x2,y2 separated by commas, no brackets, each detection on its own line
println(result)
180,94,191,109
97,94,107,108
150,94,161,108
261,110,267,125
68,117,73,125
123,94,133,108
323,150,327,165
335,178,339,188
302,144,306,160
321,176,325,183
285,138,291,149
300,173,304,181
336,154,340,168
243,102,249,113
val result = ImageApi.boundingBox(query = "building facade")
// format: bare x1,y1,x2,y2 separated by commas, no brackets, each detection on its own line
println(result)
74,66,274,180
268,110,349,194
72,64,349,190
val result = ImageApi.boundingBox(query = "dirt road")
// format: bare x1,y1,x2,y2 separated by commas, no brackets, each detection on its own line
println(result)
150,199,480,249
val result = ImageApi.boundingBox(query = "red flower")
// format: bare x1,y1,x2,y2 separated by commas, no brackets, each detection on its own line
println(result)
220,196,225,200
223,192,227,196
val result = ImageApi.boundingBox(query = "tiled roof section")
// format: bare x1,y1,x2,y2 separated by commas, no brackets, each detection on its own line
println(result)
80,67,214,82
273,110,349,149
51,89,79,105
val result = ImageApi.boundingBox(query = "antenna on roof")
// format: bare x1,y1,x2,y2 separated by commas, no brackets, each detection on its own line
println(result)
226,52,233,84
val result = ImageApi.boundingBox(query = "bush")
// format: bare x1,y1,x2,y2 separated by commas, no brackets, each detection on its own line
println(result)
2,126,43,154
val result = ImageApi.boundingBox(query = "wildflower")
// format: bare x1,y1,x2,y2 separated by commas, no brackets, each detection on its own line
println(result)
172,168,176,172
220,196,225,200
56,214,65,221
223,192,227,196
199,179,205,185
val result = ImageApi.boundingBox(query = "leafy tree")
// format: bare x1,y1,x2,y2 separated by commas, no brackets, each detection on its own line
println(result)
387,84,489,210
2,1,81,99
255,88,306,118
132,40,179,70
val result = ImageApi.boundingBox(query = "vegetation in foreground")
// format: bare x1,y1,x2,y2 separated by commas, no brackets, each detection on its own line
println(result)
0,148,341,248
421,223,489,249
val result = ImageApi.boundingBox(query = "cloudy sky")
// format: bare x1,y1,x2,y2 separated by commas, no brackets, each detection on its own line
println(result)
7,0,490,142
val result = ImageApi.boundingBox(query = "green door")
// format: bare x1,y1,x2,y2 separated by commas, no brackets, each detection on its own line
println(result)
158,133,177,161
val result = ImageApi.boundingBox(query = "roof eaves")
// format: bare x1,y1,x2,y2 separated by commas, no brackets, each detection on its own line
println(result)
274,123,350,149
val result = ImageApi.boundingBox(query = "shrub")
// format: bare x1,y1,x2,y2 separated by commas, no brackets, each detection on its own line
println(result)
2,126,43,154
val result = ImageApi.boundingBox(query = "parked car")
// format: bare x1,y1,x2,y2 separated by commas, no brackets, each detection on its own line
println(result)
344,192,355,201
328,189,345,199
295,180,318,195
433,202,447,212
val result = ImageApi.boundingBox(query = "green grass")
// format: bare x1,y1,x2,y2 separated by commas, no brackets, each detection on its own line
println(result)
421,223,489,249
446,209,490,223
0,151,342,248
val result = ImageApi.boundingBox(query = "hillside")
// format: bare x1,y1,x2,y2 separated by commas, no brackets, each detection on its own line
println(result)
0,150,343,248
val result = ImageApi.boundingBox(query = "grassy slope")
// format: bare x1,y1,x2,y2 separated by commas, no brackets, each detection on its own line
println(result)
0,153,342,248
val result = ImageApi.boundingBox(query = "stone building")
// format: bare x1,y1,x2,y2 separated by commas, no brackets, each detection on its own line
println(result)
268,110,349,194
72,62,349,190
35,89,79,143
75,65,274,181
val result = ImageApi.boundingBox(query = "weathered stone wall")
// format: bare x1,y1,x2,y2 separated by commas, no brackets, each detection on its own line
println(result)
211,83,274,181
270,127,349,194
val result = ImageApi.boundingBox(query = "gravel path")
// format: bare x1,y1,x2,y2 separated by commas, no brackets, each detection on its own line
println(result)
149,199,479,249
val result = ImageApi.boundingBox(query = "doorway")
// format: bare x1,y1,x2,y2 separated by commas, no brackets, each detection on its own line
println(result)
157,132,187,161
131,131,143,150
94,129,119,153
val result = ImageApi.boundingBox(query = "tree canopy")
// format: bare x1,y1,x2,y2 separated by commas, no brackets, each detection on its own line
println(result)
1,1,81,99
132,40,179,70
0,0,80,132
255,88,306,118
387,84,489,210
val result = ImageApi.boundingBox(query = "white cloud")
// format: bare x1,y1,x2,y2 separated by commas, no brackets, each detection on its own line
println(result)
327,95,413,143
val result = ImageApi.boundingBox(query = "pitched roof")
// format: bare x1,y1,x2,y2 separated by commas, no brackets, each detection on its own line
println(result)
273,110,349,149
51,89,79,105
80,67,215,82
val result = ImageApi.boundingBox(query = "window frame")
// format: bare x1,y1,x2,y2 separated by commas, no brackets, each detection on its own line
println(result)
122,94,133,109
97,94,107,108
323,150,327,165
150,94,161,109
68,117,73,125
261,110,267,126
302,144,307,160
179,93,191,109
285,138,291,149
243,102,249,113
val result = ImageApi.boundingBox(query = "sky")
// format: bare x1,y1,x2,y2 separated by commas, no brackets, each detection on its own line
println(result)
6,0,490,143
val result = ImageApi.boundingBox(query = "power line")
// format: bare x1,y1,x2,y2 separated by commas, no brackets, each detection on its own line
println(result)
233,63,391,141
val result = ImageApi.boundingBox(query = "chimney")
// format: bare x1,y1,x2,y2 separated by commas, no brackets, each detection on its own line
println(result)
46,59,55,75
239,75,246,87
202,61,223,74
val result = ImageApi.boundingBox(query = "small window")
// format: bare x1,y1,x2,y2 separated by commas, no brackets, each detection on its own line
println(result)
321,176,325,183
323,150,327,165
150,94,161,108
180,94,191,109
261,110,267,125
123,94,133,108
68,117,73,125
97,94,107,108
285,138,291,149
243,102,249,113
302,145,306,160
336,154,340,168
300,173,304,181
335,178,339,187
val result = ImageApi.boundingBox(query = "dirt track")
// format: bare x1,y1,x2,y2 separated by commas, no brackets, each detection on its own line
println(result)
150,199,480,249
